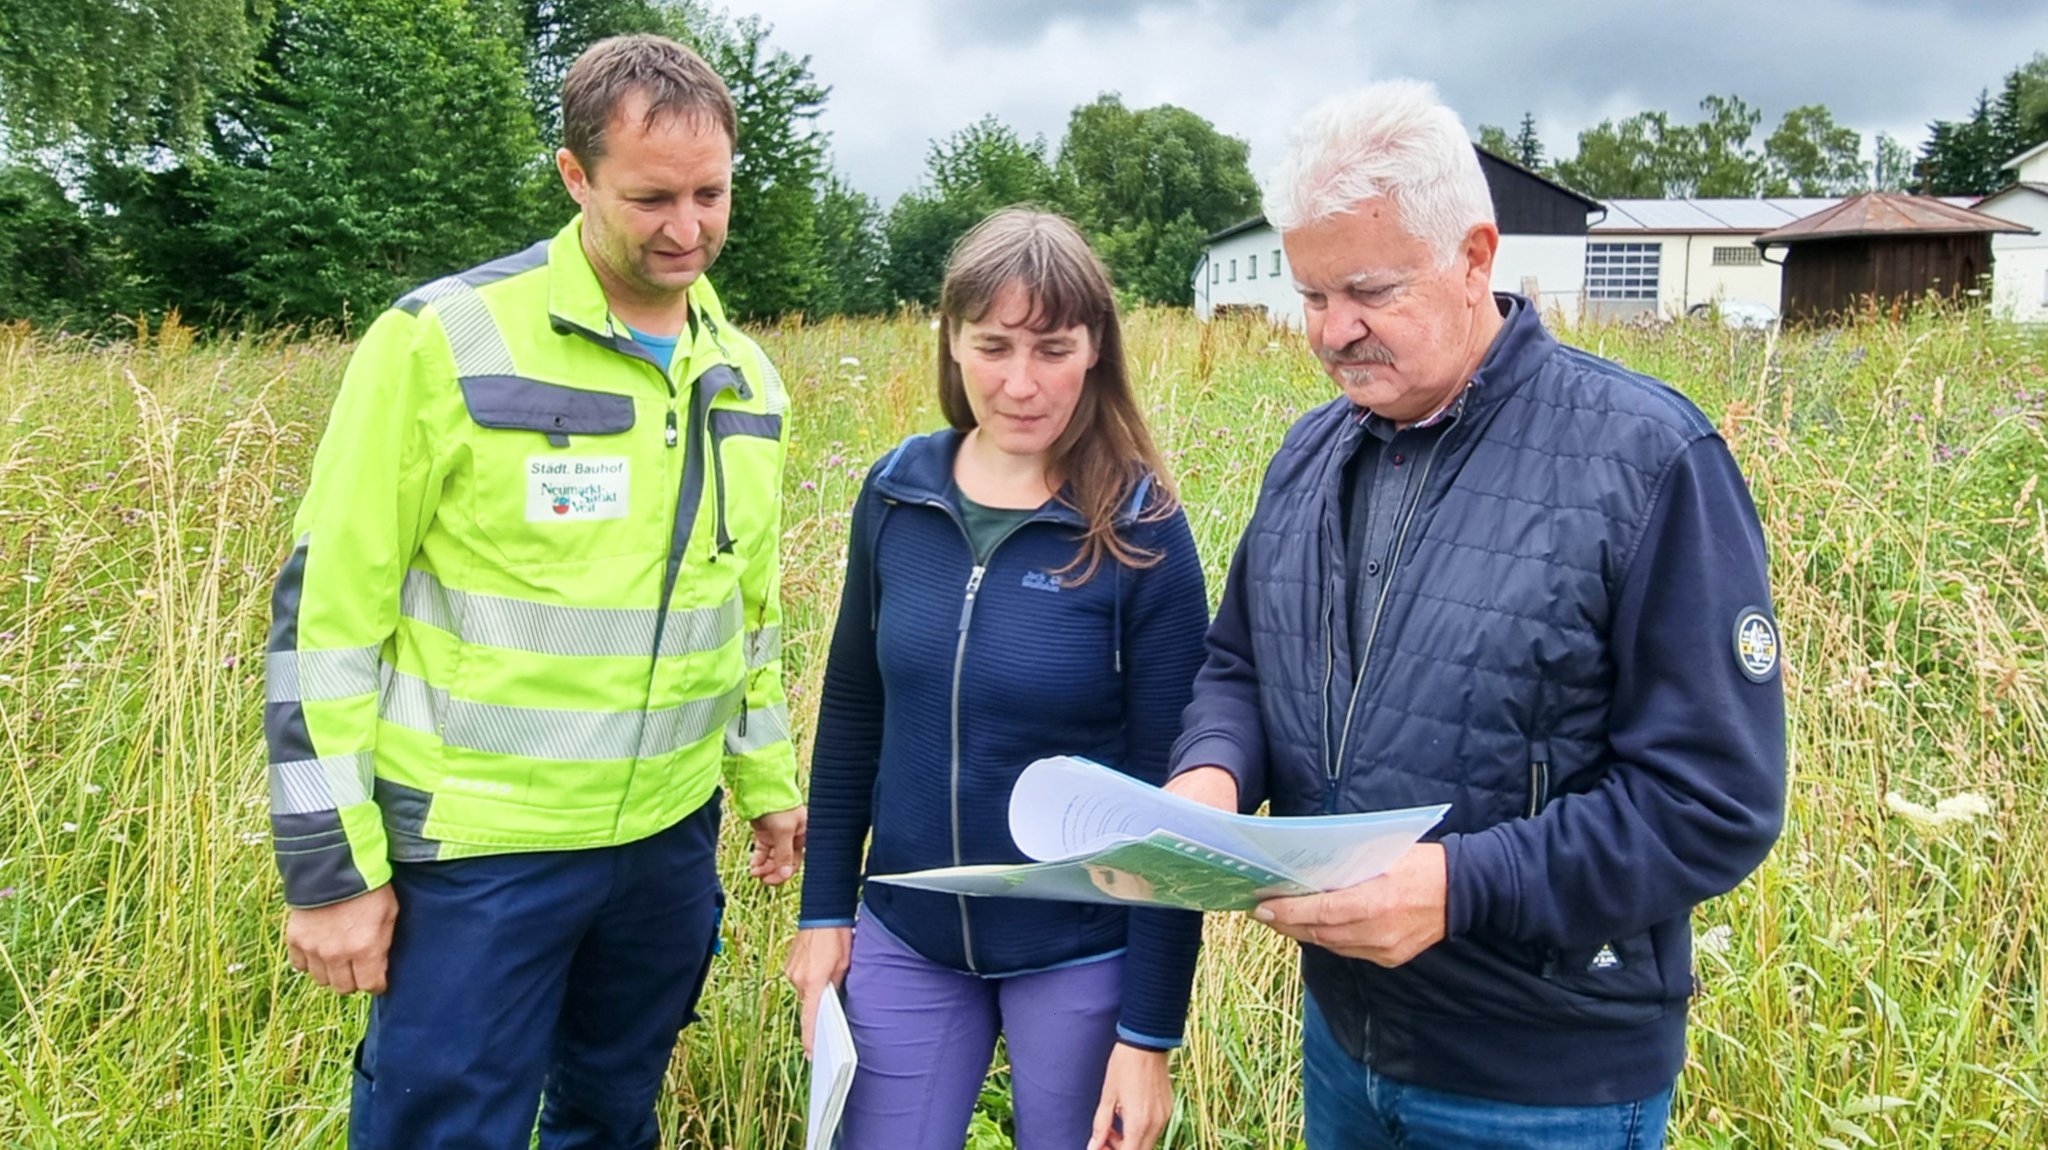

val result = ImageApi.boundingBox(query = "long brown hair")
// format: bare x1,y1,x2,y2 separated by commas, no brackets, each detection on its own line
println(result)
937,208,1176,585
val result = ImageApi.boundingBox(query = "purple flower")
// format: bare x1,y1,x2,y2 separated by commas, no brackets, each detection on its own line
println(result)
0,887,15,900
222,655,239,669
800,480,817,492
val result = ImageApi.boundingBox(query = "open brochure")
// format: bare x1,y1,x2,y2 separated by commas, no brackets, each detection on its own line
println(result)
869,755,1447,912
804,984,856,1150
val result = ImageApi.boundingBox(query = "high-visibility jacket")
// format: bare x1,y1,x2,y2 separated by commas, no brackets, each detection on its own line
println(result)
264,217,800,909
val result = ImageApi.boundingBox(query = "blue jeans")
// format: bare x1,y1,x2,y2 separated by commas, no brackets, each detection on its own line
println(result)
1301,995,1673,1150
348,792,724,1150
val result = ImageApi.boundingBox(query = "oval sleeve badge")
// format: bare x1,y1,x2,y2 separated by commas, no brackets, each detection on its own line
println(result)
1733,607,1780,683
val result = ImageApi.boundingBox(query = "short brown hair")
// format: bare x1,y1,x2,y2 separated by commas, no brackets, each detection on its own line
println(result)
561,35,736,167
938,208,1177,585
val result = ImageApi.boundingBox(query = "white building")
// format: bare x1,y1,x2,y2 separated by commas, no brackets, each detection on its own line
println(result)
1195,147,1602,325
1585,199,1838,321
1978,140,2048,324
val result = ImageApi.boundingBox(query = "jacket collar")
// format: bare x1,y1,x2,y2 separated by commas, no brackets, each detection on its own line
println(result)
543,215,737,352
1458,293,1555,421
870,428,1157,530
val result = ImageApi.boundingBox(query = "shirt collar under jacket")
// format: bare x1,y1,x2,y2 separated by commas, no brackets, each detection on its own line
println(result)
1352,293,1533,437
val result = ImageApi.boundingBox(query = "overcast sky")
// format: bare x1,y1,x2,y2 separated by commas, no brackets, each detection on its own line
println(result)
729,0,2048,203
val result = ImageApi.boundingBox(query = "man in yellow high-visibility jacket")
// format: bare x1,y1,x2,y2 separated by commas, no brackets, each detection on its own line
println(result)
263,34,805,1150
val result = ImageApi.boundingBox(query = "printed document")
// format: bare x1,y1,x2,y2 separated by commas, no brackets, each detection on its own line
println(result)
871,755,1446,912
805,985,856,1150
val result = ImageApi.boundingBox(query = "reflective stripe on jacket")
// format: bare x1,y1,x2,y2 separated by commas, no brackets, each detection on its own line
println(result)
265,216,799,908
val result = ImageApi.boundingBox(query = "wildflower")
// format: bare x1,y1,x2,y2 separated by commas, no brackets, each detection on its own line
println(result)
0,631,13,641
60,624,77,633
0,887,14,899
800,480,817,492
83,783,103,795
22,574,39,584
1884,791,1993,831
61,822,78,833
238,830,268,845
839,356,860,367
222,655,239,669
108,832,129,844
226,963,246,974
1696,924,1734,956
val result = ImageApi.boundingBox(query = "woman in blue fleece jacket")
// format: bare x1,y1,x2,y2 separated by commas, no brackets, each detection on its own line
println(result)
784,208,1210,1150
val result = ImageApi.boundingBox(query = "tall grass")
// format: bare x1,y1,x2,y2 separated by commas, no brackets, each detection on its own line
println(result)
1,304,2044,1148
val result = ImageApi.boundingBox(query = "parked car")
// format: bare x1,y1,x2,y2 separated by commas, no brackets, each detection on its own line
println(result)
1687,299,1779,330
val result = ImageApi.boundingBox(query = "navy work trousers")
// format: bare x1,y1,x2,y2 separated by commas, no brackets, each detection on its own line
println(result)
349,792,724,1150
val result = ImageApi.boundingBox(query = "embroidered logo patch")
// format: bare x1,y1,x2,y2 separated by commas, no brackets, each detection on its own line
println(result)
526,457,628,522
1733,607,1779,683
1020,571,1063,594
1588,943,1623,971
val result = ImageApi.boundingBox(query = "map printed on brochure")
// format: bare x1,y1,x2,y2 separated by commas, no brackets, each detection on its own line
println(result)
870,755,1448,912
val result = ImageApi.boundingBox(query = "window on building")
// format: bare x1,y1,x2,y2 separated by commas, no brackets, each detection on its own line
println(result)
1229,259,1237,282
1211,261,1220,285
1711,245,1762,266
1248,253,1258,279
1584,242,1661,301
1271,248,1282,276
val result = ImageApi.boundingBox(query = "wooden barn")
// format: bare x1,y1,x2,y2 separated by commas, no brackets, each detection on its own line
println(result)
1754,193,2033,324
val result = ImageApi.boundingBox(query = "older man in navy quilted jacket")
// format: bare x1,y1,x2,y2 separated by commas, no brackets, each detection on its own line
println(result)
1165,80,1786,1150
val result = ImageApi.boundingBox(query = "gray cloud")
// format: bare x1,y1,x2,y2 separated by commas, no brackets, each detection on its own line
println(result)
739,0,2048,201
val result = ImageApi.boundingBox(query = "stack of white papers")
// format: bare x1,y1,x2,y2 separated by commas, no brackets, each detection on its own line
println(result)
805,985,857,1150
871,756,1447,912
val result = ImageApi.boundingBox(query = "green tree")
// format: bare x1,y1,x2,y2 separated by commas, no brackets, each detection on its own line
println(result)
696,14,828,320
0,165,119,327
1553,113,1669,198
516,0,673,149
1667,94,1766,196
1764,105,1865,195
1872,131,1914,192
1916,91,2002,195
883,116,1057,307
1054,94,1259,305
2018,53,2048,151
1477,123,1513,159
1511,111,1545,169
206,0,546,325
809,171,888,316
0,0,274,147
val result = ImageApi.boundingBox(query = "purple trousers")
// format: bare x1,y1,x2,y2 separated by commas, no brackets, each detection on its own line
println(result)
837,914,1125,1150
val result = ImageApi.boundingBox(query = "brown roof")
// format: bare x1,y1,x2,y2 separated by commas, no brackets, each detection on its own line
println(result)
1754,192,2033,244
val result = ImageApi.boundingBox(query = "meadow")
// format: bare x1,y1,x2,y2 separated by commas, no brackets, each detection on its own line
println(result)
1,303,2045,1148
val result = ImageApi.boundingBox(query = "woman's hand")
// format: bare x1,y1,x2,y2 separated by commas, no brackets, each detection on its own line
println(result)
1088,1041,1173,1149
782,925,853,1058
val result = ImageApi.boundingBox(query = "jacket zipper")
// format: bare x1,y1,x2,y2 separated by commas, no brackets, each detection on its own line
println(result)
1527,739,1551,818
951,561,987,972
1331,443,1441,785
912,494,1043,975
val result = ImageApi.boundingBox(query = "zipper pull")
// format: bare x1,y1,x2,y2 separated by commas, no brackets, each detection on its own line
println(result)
957,565,986,631
665,409,679,448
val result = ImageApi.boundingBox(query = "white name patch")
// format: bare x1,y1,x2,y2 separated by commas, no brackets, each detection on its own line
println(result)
526,457,629,521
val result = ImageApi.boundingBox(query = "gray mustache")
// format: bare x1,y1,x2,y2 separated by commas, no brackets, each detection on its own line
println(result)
1320,340,1396,367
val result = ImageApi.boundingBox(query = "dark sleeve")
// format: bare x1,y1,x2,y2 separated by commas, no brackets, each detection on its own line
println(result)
1165,531,1270,811
1110,508,1213,1049
1442,437,1787,948
796,474,886,927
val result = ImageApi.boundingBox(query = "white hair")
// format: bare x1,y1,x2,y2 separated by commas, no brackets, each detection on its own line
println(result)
1263,79,1495,267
